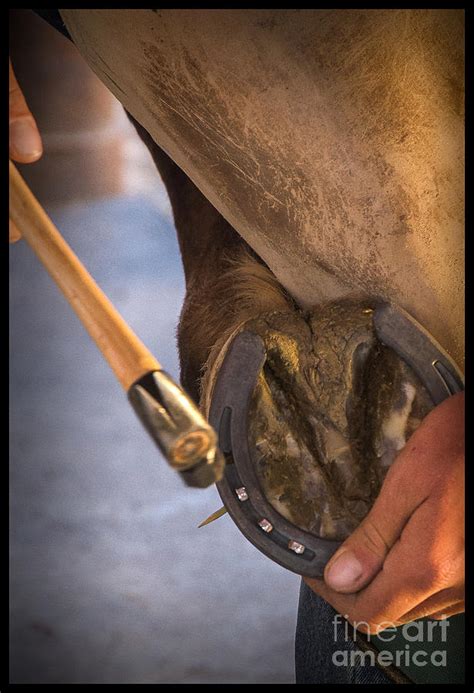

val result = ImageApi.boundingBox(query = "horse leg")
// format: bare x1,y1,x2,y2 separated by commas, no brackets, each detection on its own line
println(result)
127,114,294,404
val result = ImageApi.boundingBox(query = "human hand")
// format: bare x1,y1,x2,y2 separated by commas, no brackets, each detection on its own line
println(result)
9,57,43,242
305,391,464,634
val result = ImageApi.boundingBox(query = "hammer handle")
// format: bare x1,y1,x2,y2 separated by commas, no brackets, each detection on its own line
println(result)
9,160,161,390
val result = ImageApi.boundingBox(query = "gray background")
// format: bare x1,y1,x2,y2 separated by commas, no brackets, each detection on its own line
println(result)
9,164,300,684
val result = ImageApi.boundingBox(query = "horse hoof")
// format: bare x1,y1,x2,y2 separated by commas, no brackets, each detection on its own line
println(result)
208,298,445,575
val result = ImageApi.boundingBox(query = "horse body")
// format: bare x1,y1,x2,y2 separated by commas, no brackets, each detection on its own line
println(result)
60,9,464,393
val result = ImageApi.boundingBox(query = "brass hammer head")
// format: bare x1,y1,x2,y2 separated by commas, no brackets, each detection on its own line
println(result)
128,370,224,488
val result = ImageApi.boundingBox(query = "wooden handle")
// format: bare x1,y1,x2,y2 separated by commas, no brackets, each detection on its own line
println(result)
9,160,162,391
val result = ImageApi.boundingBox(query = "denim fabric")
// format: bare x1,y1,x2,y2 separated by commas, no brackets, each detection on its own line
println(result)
295,581,394,684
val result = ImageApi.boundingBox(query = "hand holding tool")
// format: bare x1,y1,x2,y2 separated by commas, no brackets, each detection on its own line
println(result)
9,160,224,488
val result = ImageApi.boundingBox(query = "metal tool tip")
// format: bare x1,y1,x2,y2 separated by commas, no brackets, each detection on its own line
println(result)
198,506,228,528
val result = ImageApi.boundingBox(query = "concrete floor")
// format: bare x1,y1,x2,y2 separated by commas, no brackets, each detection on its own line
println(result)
9,192,300,684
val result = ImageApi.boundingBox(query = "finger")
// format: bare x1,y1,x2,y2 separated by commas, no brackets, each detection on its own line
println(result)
396,587,464,625
9,59,43,163
428,603,464,620
323,394,464,594
9,219,22,243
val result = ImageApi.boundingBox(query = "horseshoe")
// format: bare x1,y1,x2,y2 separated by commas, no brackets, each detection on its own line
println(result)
209,302,464,578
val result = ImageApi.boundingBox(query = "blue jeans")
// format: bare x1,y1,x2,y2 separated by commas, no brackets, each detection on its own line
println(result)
295,581,394,684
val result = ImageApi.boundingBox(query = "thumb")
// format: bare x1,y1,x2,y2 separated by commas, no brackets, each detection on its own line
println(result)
9,219,22,244
324,451,424,594
323,393,463,594
323,512,393,595
9,59,43,163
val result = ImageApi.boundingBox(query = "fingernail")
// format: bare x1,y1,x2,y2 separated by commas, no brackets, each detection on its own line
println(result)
326,550,363,591
9,219,21,243
10,119,42,160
